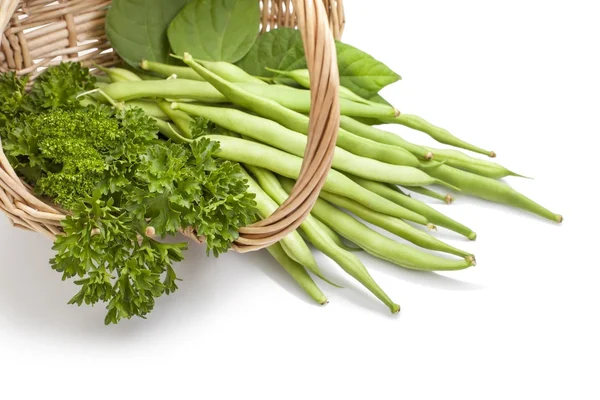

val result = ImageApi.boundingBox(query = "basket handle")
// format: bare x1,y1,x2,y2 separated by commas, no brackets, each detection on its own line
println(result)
233,0,340,252
0,1,21,43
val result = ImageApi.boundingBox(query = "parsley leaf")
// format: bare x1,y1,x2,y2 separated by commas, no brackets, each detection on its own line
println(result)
1,62,258,323
51,194,187,325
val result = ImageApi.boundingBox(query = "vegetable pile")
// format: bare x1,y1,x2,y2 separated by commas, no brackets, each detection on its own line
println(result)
0,0,562,324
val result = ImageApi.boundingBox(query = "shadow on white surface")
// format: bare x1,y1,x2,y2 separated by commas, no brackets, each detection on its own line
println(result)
0,227,216,337
253,253,321,307
0,213,487,337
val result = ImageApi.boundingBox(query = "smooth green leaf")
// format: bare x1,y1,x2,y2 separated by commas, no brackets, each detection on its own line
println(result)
106,0,193,67
167,0,260,62
236,28,401,98
335,42,401,98
235,27,306,76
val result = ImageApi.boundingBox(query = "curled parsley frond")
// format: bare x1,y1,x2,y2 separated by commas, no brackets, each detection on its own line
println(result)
0,63,258,324
128,139,258,255
51,194,187,325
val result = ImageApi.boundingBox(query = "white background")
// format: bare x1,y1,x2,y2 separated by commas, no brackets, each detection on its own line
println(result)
1,1,598,399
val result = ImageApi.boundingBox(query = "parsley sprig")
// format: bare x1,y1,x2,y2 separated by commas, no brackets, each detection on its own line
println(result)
0,63,257,324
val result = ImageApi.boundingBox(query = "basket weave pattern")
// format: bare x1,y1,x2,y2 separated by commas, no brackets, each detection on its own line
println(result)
0,0,344,250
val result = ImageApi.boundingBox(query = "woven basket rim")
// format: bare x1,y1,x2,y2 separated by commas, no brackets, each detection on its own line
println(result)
0,0,344,251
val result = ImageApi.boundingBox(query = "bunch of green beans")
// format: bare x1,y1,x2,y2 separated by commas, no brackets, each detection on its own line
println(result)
92,54,561,311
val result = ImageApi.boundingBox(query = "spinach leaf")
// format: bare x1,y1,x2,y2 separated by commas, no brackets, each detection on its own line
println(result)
167,0,260,63
235,28,307,77
236,28,401,98
335,41,401,99
106,0,193,67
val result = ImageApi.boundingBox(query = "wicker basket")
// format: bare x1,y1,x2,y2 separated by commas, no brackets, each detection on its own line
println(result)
0,0,344,252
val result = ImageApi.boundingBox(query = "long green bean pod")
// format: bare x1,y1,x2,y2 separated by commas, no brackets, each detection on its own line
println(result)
266,242,328,305
264,68,372,105
313,219,362,252
237,82,399,119
383,114,495,157
403,186,454,204
339,116,433,160
173,103,447,193
95,74,112,84
319,191,473,259
181,55,424,167
206,135,435,224
242,171,334,283
426,165,563,223
141,60,205,81
125,100,169,120
279,178,475,271
157,101,194,138
152,118,190,144
201,60,267,84
248,166,400,313
96,65,142,82
350,176,478,240
424,147,527,179
165,56,268,84
101,79,228,103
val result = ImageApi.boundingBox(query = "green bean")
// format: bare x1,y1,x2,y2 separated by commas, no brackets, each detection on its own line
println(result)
248,166,399,313
237,82,399,119
136,71,164,81
181,55,422,167
101,79,228,103
426,165,563,222
383,114,495,157
313,219,362,252
173,103,447,193
319,191,473,259
152,118,190,144
350,176,478,240
94,74,112,84
157,101,193,138
241,170,334,284
95,65,142,82
424,147,528,179
403,186,454,204
206,135,433,223
140,60,205,81
125,100,169,120
279,178,475,271
388,184,411,197
201,60,267,85
265,67,373,105
339,116,433,160
266,242,328,305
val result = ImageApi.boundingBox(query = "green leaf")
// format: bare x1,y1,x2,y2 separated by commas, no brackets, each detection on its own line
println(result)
368,93,393,106
106,0,193,67
167,0,260,63
236,28,401,98
235,28,306,77
335,42,401,99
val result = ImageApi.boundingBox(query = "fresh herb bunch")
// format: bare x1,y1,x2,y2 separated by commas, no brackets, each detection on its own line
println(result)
0,63,258,324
